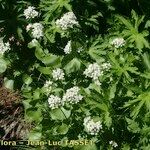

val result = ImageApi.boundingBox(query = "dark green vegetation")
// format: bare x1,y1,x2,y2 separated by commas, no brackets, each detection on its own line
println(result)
0,0,150,150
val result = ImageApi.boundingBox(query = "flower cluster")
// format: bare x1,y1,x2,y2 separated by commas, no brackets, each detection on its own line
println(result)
26,23,44,39
83,116,102,135
48,95,63,109
109,141,118,148
52,68,65,81
30,39,38,46
24,6,39,19
101,62,111,71
83,63,103,80
111,37,125,48
64,41,72,54
44,80,53,94
94,80,101,86
56,12,79,30
63,86,83,104
0,38,10,55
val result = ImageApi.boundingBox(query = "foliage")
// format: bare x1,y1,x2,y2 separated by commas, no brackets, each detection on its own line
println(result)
1,0,150,150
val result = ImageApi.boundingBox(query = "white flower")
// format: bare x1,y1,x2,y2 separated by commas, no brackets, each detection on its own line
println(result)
56,12,79,30
30,39,38,46
94,80,101,86
64,41,72,54
31,23,44,39
26,24,32,32
83,63,103,80
77,134,87,139
24,6,39,19
101,62,111,71
111,37,125,48
44,80,53,94
52,68,65,81
26,23,44,39
83,116,91,125
0,38,10,55
109,141,118,148
83,116,102,135
63,86,83,104
48,95,63,109
44,80,53,88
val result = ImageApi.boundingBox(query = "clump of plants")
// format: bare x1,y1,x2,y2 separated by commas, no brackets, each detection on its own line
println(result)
1,0,150,150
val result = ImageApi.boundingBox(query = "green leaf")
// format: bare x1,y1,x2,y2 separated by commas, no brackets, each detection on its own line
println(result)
89,49,105,63
121,144,130,150
4,79,14,90
116,15,134,30
50,108,71,120
26,108,42,123
133,31,149,50
126,118,140,133
42,54,62,66
64,58,81,74
0,58,7,73
33,88,41,100
23,100,32,110
37,66,52,75
142,52,150,70
61,107,71,118
145,20,150,28
22,74,33,85
124,92,150,119
52,88,64,96
35,47,62,67
117,11,149,50
97,103,112,128
57,123,69,134
74,143,97,150
64,3,72,11
17,27,24,41
28,39,39,48
35,47,45,60
88,37,106,62
109,82,117,100
103,111,112,128
28,131,42,141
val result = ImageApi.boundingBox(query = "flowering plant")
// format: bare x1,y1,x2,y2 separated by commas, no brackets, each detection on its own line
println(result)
1,0,150,150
